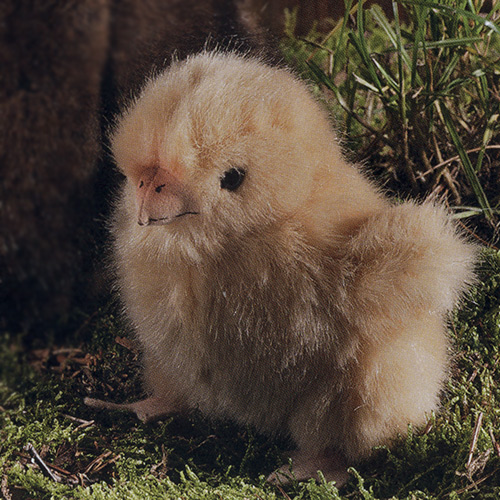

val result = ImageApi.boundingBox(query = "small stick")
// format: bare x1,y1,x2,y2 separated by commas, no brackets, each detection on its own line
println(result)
467,412,483,469
78,473,86,488
63,414,94,426
44,463,72,476
422,419,433,435
52,348,84,356
63,414,95,432
25,444,60,483
419,145,500,179
467,369,478,384
92,454,121,474
83,451,113,475
453,467,499,496
83,450,120,475
115,336,139,354
489,428,500,458
1,474,12,500
457,220,499,250
275,483,292,500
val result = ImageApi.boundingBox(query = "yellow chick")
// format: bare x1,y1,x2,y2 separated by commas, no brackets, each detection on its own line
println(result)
86,51,476,485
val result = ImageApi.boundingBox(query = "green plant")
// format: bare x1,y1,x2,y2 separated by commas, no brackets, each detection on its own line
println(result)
284,0,500,238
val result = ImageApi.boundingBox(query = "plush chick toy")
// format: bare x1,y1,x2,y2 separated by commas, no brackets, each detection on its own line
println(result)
86,51,476,485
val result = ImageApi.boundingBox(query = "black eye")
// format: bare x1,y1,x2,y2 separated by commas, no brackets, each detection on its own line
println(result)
220,167,246,191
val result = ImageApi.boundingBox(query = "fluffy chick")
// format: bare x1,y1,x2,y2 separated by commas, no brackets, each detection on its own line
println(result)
87,51,476,484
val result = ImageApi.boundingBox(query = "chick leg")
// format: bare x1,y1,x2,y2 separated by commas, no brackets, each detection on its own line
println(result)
267,449,349,486
84,396,173,423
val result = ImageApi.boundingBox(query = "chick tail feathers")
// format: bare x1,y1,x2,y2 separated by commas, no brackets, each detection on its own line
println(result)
342,201,477,329
334,202,477,460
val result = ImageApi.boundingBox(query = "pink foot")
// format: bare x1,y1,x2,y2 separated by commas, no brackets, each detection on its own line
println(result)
84,396,172,423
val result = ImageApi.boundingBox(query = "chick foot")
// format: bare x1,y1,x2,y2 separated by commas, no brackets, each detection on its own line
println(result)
267,449,349,486
84,396,171,423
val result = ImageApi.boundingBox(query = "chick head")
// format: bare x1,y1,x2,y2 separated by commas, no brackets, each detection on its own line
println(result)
111,51,344,241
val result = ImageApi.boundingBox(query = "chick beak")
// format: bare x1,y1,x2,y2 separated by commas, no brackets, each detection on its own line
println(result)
136,166,197,226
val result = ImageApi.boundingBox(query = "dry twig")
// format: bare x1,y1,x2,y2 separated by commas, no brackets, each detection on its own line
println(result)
25,443,61,483
489,428,500,458
84,451,120,475
1,475,12,500
63,414,95,431
467,412,484,469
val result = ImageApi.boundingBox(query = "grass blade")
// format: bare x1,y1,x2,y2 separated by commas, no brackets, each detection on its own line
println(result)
349,6,385,95
353,72,386,93
402,0,500,36
417,37,483,49
435,52,461,90
476,113,499,173
411,3,428,88
370,3,422,87
331,0,354,75
437,101,494,220
370,56,399,92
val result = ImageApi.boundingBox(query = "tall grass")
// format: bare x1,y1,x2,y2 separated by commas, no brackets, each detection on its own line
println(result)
283,0,500,238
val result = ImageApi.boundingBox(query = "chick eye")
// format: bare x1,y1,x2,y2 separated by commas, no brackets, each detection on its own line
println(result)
220,167,245,191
